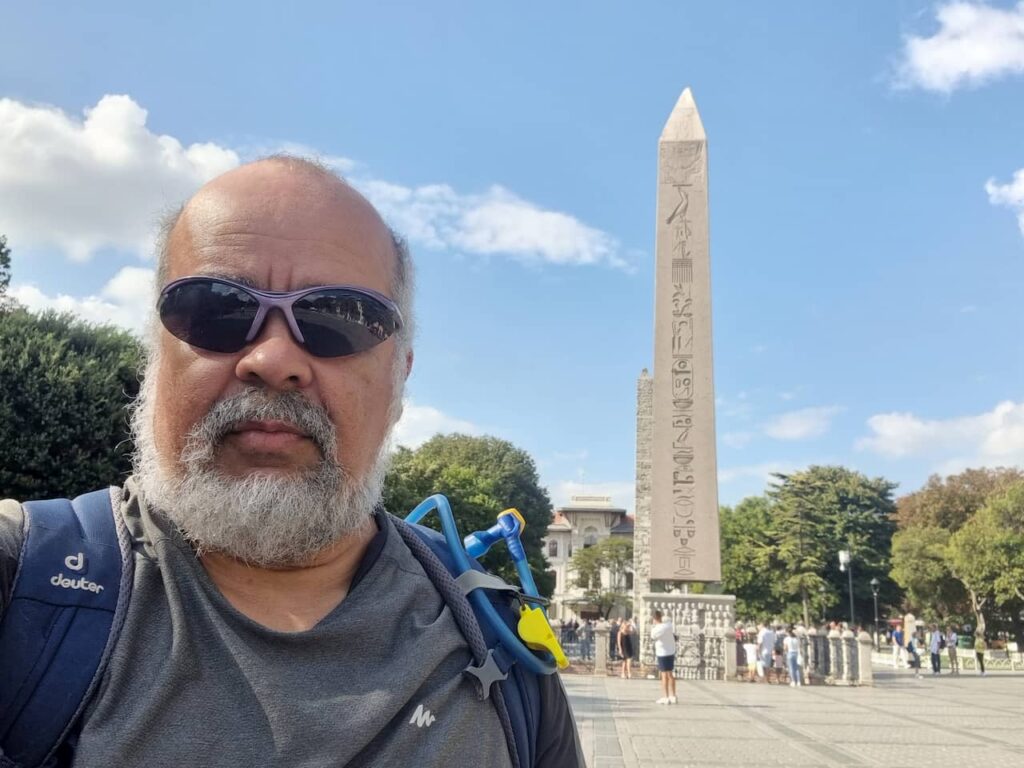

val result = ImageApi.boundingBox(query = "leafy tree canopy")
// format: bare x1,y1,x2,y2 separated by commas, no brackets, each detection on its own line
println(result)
0,235,12,307
0,308,143,500
568,536,634,619
382,433,554,596
895,467,1024,531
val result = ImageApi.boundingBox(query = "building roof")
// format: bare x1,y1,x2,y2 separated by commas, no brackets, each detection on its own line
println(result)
609,515,635,535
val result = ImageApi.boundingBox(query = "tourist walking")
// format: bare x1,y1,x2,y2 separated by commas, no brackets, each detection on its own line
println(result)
651,610,677,704
609,619,620,661
974,633,987,676
783,626,802,687
757,622,777,683
945,625,959,675
906,636,922,679
892,625,904,668
618,618,636,679
929,623,942,675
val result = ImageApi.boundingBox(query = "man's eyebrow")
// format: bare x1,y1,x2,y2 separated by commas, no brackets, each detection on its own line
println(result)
195,272,341,291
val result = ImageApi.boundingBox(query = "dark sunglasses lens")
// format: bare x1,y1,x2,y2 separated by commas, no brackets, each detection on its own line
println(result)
159,280,258,353
293,290,400,357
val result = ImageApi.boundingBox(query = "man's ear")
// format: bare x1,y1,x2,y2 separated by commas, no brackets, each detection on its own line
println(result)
405,349,414,378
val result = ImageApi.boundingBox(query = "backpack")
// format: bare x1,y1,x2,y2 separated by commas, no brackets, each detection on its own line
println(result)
0,489,543,768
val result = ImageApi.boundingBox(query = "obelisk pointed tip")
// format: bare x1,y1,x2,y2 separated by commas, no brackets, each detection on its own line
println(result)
660,86,705,143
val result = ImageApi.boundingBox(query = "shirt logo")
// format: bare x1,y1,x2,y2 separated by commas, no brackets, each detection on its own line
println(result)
408,704,436,728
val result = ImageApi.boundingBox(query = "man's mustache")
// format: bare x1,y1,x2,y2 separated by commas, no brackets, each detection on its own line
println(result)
189,389,337,459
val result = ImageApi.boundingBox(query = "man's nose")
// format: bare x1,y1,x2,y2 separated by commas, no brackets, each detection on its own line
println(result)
234,310,314,390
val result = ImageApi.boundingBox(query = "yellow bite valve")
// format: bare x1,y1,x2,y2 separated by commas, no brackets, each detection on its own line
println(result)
517,605,569,669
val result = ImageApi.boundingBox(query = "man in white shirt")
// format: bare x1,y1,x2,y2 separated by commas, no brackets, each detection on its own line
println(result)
650,610,677,704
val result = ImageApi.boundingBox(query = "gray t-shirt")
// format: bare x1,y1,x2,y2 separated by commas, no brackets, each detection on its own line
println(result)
0,481,582,767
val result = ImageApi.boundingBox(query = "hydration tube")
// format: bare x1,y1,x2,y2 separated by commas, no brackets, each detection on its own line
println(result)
405,494,563,676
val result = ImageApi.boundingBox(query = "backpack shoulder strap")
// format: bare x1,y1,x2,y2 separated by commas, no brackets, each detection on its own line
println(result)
0,488,133,768
391,516,540,768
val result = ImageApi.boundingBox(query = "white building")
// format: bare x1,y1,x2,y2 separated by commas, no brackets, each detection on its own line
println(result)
544,495,634,621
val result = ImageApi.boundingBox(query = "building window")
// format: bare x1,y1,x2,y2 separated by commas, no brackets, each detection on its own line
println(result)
583,526,598,548
625,572,634,590
547,540,558,558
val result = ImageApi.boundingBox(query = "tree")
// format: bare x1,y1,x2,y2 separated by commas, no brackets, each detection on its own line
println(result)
767,466,897,627
0,308,143,500
891,468,1024,623
568,537,634,619
719,495,778,619
382,433,554,596
890,525,966,621
947,481,1024,632
0,235,12,308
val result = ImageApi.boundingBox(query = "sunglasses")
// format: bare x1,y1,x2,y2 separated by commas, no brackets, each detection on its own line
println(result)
158,276,403,358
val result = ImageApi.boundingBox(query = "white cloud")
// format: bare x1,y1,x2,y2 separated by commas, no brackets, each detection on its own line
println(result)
986,168,1024,236
0,93,628,273
763,406,843,441
553,480,636,514
718,462,797,485
721,431,754,449
0,95,239,261
392,400,482,449
10,266,155,333
359,180,628,270
857,400,1024,471
897,2,1024,92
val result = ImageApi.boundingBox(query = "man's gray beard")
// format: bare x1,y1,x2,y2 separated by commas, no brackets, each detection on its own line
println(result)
130,369,394,568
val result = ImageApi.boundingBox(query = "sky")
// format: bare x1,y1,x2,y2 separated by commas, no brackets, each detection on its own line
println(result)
1,1,1022,512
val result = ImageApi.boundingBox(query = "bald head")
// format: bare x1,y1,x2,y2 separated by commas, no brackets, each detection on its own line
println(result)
155,156,413,344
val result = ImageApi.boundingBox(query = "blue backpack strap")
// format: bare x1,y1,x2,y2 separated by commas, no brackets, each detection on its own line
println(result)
391,517,540,768
0,488,133,768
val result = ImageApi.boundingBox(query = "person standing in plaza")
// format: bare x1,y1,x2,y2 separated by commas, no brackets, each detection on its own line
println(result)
580,619,594,661
892,625,904,668
945,625,959,675
783,626,802,687
929,623,943,675
618,617,636,679
906,636,922,679
757,622,777,683
974,632,987,676
651,610,677,704
609,618,620,661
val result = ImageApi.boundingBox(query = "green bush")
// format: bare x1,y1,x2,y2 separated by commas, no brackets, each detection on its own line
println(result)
0,307,143,501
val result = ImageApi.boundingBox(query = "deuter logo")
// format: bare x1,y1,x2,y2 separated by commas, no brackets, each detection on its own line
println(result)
51,552,104,593
65,552,86,571
408,703,436,728
50,573,104,593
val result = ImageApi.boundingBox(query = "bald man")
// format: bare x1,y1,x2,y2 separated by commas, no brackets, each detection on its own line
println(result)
0,157,583,767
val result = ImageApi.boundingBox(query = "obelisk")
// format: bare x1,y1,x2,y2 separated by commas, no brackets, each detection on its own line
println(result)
648,87,720,582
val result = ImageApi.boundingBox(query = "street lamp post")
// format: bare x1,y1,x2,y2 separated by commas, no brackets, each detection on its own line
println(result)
870,577,880,650
818,583,827,624
838,550,854,627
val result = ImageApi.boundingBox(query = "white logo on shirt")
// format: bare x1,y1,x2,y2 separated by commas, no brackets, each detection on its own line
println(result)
409,704,436,728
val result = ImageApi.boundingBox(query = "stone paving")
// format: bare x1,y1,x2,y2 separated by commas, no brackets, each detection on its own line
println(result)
563,668,1024,767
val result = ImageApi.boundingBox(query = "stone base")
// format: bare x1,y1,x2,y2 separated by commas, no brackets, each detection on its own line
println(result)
639,593,736,681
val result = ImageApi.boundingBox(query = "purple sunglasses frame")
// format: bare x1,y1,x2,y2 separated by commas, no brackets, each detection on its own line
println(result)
158,275,404,353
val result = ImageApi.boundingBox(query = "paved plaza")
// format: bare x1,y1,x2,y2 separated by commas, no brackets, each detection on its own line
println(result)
564,669,1024,767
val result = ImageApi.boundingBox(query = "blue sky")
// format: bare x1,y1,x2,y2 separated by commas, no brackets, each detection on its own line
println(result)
1,1,1022,510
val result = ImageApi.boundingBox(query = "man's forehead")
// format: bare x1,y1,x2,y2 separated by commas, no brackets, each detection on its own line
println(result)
166,163,395,287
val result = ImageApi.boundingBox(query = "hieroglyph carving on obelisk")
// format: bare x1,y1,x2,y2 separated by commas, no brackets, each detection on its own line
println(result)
649,87,721,582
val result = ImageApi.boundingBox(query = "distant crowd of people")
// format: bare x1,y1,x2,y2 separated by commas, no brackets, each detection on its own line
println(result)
735,622,804,687
888,622,989,678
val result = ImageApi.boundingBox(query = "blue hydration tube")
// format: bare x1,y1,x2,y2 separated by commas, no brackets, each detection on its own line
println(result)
406,494,557,676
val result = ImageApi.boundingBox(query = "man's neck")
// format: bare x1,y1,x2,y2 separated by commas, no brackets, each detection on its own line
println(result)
199,515,379,632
